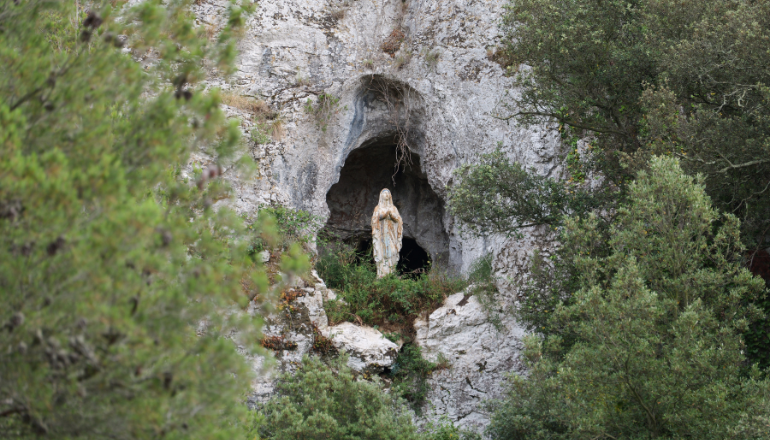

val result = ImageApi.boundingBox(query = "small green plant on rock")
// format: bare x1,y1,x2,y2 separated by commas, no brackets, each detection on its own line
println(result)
424,48,440,71
247,205,324,255
250,124,271,145
304,93,341,132
389,344,448,412
467,254,504,330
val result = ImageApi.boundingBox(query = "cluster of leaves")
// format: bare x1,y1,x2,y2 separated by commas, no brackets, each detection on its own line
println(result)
497,0,770,244
252,355,425,440
251,355,478,440
303,93,342,132
310,323,337,356
745,260,770,369
486,157,770,439
246,205,324,256
0,1,316,439
388,344,448,411
317,243,466,335
448,148,603,237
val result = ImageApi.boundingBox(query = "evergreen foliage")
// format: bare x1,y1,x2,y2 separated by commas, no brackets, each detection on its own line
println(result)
486,157,770,439
496,0,770,244
0,1,309,438
448,149,601,237
255,355,424,440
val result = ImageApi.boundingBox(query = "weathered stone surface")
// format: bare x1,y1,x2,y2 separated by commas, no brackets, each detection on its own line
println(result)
194,0,562,431
195,0,560,273
247,275,401,405
415,290,528,431
324,322,400,373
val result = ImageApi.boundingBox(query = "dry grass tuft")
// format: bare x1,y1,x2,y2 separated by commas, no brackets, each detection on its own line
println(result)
295,74,311,87
424,48,440,71
204,24,217,41
394,52,412,70
270,118,285,141
221,92,270,116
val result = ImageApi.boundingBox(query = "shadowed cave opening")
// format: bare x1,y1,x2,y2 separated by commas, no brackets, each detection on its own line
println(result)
352,237,431,276
321,140,449,276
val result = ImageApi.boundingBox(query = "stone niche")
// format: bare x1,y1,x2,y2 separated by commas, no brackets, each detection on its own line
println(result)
322,136,450,273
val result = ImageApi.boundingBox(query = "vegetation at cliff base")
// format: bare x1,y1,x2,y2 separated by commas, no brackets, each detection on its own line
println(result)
317,242,466,335
253,355,423,440
250,355,479,440
446,1,770,436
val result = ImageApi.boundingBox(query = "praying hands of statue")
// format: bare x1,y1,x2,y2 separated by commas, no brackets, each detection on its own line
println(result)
379,208,397,222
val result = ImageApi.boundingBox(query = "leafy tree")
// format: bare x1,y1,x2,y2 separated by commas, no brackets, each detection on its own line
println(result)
496,0,770,244
0,0,309,438
448,148,602,237
486,157,770,439
255,355,425,440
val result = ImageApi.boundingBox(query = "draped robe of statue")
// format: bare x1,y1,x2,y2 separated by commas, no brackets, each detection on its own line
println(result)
371,189,403,278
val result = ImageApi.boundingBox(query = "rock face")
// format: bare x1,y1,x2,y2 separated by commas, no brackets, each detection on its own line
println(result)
326,322,400,372
248,273,401,406
415,291,528,430
195,0,561,432
198,0,560,272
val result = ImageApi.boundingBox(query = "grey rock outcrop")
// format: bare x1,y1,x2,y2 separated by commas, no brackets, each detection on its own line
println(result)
197,0,560,272
248,273,402,405
326,322,400,373
415,290,527,430
194,0,562,432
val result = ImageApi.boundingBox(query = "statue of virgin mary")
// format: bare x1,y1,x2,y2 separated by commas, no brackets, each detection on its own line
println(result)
371,189,403,278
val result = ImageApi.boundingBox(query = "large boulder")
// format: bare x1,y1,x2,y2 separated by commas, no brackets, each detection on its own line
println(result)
324,322,399,373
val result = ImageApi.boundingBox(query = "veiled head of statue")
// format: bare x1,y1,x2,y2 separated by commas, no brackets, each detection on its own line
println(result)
378,188,393,206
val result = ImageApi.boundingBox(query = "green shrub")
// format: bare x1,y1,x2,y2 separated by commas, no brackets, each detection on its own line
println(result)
318,243,465,332
255,355,424,440
0,1,311,439
247,205,323,256
486,157,770,440
250,125,271,145
424,419,482,440
389,344,446,411
303,93,341,132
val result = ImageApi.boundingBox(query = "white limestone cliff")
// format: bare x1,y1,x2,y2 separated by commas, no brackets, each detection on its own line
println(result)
194,0,562,432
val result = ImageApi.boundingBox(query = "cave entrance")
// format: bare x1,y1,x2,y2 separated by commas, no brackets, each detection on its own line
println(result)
322,139,449,276
350,237,430,277
397,237,430,276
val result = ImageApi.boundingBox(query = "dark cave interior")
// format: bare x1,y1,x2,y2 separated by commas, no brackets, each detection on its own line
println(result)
321,139,448,275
